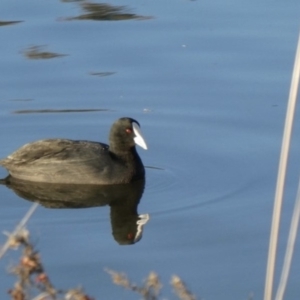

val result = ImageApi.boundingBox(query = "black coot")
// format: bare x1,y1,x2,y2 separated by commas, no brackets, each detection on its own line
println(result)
0,117,147,184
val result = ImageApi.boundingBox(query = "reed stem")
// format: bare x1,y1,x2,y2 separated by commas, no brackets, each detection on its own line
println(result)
264,32,300,300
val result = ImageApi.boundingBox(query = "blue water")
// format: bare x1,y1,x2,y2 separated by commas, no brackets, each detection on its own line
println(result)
1,0,300,299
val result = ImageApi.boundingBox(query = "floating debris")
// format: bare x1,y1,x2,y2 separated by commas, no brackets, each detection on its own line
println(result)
22,45,67,60
143,108,153,113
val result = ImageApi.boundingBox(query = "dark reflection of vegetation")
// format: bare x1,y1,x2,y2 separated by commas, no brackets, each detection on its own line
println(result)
23,46,67,60
9,98,34,102
65,2,152,21
0,20,23,26
0,176,149,245
89,71,116,77
13,108,110,114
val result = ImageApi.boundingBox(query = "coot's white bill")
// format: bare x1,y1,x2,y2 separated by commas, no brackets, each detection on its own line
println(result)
133,122,148,150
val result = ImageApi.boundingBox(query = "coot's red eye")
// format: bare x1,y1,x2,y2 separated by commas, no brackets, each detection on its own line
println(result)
127,233,134,240
126,128,132,134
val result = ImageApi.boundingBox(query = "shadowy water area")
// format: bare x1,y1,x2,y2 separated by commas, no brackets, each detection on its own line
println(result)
1,0,300,299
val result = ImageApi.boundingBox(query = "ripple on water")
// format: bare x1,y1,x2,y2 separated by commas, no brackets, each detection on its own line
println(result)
144,164,208,215
144,162,256,216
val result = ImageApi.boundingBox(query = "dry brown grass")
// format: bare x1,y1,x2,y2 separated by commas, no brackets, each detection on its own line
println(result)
2,229,94,300
106,268,197,300
1,204,198,300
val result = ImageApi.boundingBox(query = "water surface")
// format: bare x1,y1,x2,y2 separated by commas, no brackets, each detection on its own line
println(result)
1,0,300,299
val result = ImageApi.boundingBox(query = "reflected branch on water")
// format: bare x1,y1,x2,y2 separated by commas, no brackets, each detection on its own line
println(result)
89,71,116,77
63,1,152,21
9,98,34,102
13,108,110,114
0,20,23,26
22,45,68,60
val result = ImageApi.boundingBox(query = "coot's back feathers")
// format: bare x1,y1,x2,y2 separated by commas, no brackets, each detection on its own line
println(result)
0,117,147,185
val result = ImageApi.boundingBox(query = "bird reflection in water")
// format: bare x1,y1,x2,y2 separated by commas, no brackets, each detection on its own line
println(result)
0,177,149,245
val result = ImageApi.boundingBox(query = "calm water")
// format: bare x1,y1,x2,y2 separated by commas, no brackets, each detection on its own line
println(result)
1,0,300,299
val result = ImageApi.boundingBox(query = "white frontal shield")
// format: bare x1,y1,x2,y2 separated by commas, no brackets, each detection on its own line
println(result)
133,122,148,150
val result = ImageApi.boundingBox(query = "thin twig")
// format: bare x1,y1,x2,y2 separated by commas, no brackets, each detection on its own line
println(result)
0,203,39,259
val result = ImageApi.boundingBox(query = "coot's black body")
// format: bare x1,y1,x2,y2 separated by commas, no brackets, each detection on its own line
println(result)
0,118,147,184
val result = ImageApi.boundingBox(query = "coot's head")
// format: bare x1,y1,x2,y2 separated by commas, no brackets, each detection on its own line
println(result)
109,118,147,152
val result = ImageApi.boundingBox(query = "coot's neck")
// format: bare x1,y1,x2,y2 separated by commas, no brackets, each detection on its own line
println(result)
109,142,137,157
109,143,145,181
